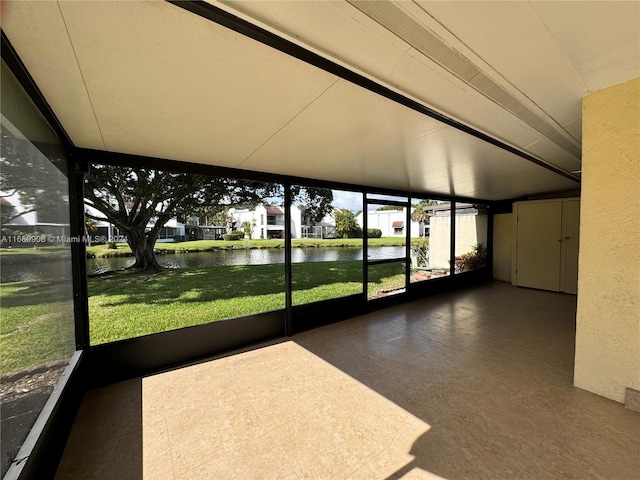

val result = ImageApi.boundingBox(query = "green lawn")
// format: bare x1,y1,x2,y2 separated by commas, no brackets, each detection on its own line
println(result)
0,257,405,372
0,281,75,375
87,260,404,345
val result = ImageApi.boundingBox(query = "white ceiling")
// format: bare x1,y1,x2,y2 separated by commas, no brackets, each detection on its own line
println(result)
2,1,639,200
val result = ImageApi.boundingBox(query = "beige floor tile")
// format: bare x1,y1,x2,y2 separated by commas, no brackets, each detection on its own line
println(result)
222,342,311,391
141,380,165,426
175,434,298,480
55,428,144,480
55,282,640,480
269,404,385,480
143,420,175,480
67,379,143,445
347,447,446,480
240,373,327,431
165,395,265,473
159,367,238,418
318,373,429,452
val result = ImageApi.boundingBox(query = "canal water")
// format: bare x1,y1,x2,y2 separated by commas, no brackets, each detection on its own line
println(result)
1,246,407,281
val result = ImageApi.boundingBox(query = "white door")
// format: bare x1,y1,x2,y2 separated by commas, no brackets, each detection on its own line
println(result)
561,200,580,294
515,202,562,291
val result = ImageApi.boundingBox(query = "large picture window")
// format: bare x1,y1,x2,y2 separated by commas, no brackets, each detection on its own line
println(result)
365,194,409,300
410,198,451,283
85,167,286,344
0,60,76,477
291,187,363,306
454,203,488,274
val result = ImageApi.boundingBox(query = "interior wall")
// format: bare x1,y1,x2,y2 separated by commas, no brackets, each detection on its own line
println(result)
574,77,640,403
492,213,512,282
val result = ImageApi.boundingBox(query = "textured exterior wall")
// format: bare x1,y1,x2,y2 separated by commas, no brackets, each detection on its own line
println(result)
492,213,512,282
574,78,640,403
454,214,488,259
429,215,451,269
357,209,420,237
429,213,487,269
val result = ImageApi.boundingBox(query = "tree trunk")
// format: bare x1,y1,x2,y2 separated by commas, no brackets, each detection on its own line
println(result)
126,228,162,272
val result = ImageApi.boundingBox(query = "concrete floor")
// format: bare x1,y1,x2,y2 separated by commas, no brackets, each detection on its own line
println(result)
55,282,640,479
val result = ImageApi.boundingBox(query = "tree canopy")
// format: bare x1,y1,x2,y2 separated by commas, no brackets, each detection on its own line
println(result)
84,164,333,271
0,124,69,227
411,199,437,223
334,209,362,238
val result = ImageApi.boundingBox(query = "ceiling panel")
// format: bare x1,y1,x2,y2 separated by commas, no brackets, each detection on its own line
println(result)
2,0,104,148
242,78,578,199
415,0,587,139
394,128,576,199
530,1,640,92
217,0,411,77
58,0,337,166
239,78,444,183
523,139,582,174
2,0,587,202
386,49,545,150
214,0,585,172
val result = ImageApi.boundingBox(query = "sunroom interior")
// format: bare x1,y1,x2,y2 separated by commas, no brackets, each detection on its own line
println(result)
1,1,639,479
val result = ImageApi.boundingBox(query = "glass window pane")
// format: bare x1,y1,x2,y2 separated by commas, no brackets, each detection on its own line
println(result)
85,168,285,344
291,187,363,305
366,193,408,203
410,198,451,282
367,261,406,299
1,59,76,476
418,201,452,280
365,203,408,260
454,203,489,273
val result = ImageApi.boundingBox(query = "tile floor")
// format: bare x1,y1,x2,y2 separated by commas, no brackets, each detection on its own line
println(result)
55,282,640,479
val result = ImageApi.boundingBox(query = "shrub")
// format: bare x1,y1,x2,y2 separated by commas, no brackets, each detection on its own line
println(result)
411,238,429,266
454,243,486,272
222,234,242,241
230,230,245,238
335,209,362,238
366,228,382,238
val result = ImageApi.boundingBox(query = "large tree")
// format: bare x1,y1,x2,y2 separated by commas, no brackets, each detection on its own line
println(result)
334,209,362,238
411,199,436,224
84,165,333,271
0,124,69,227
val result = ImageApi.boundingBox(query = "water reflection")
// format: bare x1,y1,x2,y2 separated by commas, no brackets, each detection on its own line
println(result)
0,246,407,281
88,246,406,275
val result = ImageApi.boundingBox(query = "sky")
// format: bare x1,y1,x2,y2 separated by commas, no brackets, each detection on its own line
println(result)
331,190,363,212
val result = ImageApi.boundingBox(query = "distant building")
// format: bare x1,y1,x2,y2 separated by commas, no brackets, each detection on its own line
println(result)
426,203,488,269
0,191,70,240
356,208,420,237
228,205,335,239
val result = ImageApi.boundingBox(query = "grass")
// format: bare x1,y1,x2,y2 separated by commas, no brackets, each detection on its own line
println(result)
86,260,405,345
0,280,75,375
85,237,407,258
0,254,405,371
88,264,286,344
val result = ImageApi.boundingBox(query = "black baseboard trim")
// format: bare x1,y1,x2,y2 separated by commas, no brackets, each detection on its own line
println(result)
6,352,85,480
291,294,366,334
84,311,285,387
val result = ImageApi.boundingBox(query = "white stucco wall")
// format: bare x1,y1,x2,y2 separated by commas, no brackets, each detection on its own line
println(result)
429,211,488,269
357,208,419,237
454,213,488,258
429,215,451,269
493,213,512,282
574,78,640,403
